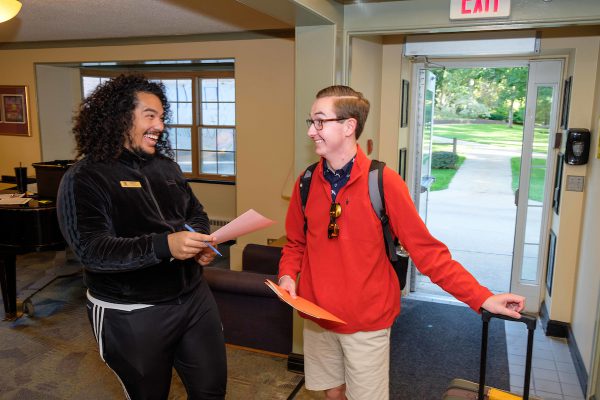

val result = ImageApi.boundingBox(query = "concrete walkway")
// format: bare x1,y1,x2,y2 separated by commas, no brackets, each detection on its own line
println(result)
415,138,521,295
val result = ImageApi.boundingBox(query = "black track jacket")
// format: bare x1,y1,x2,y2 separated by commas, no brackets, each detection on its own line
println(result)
57,149,210,304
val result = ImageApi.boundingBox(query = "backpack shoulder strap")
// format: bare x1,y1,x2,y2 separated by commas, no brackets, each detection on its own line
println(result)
299,162,319,232
368,159,398,262
368,160,385,218
300,162,318,212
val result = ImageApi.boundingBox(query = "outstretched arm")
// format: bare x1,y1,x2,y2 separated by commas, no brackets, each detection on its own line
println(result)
481,293,526,319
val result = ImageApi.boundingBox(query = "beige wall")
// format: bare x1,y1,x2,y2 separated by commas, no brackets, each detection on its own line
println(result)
0,36,294,245
294,25,339,176
571,41,600,375
379,41,405,170
0,48,43,175
543,35,599,323
35,65,80,162
349,36,382,160
234,38,294,244
189,183,236,224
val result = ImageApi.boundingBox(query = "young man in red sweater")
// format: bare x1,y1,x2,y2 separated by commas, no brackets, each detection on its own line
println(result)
278,85,525,400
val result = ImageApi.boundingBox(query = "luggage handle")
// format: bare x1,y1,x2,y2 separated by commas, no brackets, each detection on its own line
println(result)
481,309,537,330
478,310,537,400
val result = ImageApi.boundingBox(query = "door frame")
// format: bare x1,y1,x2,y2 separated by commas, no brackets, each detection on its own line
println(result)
408,59,563,313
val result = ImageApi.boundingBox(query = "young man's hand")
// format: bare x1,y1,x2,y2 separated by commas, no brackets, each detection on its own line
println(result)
481,293,526,319
278,275,297,298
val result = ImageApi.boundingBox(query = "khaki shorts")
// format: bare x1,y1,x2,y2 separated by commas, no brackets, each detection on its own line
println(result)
303,319,391,400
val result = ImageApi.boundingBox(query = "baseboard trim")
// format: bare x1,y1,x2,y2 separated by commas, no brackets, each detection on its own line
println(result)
567,324,589,398
540,301,569,338
224,343,288,358
287,352,304,374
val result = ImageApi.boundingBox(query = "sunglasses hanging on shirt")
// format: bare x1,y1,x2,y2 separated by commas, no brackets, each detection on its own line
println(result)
328,202,342,239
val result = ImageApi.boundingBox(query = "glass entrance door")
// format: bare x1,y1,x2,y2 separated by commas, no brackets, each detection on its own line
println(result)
511,60,563,311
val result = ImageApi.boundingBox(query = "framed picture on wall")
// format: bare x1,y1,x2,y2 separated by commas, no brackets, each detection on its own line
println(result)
552,153,564,214
546,230,557,296
2,95,25,123
401,80,409,128
398,148,407,180
0,85,30,136
560,76,572,130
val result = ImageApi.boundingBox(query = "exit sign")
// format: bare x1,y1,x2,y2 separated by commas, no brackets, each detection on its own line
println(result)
450,0,511,20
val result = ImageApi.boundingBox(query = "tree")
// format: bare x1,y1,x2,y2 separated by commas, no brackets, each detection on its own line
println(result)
488,67,528,127
431,67,528,126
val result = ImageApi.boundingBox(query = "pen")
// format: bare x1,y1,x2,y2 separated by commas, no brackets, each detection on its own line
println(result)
183,223,223,257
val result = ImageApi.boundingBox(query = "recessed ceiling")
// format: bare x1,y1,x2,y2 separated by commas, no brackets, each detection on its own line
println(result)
0,0,292,44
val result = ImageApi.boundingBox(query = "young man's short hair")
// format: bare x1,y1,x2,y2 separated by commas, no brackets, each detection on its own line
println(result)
316,85,370,139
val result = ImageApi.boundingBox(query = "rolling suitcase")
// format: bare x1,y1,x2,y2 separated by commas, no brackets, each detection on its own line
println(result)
443,310,541,400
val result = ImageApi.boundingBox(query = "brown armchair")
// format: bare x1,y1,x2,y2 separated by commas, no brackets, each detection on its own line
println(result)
203,244,292,355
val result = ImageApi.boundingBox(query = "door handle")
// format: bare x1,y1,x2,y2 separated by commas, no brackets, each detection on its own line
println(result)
514,188,519,206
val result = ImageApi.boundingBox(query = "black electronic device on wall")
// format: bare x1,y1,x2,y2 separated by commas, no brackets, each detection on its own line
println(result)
564,128,591,165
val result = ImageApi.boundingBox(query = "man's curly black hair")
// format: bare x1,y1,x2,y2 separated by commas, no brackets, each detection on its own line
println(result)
73,74,173,162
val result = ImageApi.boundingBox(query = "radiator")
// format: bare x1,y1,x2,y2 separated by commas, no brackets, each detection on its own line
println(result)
209,218,231,233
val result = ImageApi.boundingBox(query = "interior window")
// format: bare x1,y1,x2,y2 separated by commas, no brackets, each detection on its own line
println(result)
199,78,236,176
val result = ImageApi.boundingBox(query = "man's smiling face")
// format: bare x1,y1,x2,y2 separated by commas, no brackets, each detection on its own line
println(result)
307,96,348,159
126,91,165,156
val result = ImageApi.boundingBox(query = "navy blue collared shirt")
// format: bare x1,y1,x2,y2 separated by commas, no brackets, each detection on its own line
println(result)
323,156,355,202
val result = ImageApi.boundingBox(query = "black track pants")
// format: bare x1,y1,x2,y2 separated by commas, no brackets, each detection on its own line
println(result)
86,279,227,400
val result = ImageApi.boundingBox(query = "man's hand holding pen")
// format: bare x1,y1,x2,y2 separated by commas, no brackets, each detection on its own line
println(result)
167,229,219,264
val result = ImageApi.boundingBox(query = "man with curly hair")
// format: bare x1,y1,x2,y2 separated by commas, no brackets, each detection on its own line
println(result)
57,74,227,400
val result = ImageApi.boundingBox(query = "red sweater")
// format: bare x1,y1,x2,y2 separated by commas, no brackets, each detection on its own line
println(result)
279,147,493,334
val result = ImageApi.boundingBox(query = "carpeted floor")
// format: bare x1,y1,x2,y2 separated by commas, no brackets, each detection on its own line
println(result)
0,251,303,400
2,252,510,400
390,297,510,400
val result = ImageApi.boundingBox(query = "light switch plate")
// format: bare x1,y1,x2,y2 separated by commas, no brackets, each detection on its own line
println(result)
566,175,584,192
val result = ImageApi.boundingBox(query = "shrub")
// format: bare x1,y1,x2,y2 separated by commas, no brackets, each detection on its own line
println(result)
489,111,507,121
513,108,525,124
432,151,458,169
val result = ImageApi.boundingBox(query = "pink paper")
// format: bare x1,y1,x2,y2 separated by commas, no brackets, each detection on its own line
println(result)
212,209,275,244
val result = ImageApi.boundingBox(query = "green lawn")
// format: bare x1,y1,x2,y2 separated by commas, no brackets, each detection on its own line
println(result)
510,157,547,202
433,123,549,155
428,123,548,196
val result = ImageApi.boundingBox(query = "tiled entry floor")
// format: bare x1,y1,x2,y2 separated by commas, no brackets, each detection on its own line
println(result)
409,292,586,399
506,318,585,400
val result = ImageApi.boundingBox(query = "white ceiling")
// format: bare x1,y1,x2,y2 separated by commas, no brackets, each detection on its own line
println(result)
0,0,292,44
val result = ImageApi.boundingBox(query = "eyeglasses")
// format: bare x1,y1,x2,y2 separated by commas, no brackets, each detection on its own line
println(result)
306,118,347,131
328,202,342,239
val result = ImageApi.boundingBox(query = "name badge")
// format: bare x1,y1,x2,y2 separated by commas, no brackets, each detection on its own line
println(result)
120,181,142,188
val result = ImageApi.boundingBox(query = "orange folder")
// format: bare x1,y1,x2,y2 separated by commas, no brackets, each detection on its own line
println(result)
265,279,346,324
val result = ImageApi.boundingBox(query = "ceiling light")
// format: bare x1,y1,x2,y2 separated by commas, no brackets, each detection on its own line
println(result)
0,0,22,23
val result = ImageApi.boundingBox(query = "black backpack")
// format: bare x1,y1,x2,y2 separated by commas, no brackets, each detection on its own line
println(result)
299,159,410,289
